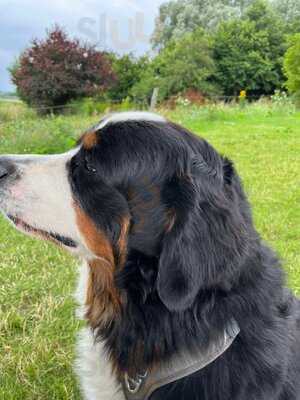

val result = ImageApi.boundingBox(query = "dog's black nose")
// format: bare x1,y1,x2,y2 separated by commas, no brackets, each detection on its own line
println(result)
0,158,16,182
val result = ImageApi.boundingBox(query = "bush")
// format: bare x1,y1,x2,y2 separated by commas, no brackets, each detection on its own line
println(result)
10,26,116,113
284,34,300,105
131,28,218,104
67,98,111,116
108,54,149,102
67,97,136,116
213,0,286,96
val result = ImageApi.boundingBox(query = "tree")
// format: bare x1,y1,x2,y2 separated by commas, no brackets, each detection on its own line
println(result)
132,29,217,103
213,0,286,96
151,0,255,49
284,34,300,99
272,0,300,21
271,0,300,32
108,54,149,102
10,26,116,112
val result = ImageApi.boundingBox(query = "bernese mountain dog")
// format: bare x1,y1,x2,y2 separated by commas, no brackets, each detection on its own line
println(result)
0,111,299,400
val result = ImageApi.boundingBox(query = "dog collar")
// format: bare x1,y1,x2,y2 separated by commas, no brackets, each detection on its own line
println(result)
122,320,240,400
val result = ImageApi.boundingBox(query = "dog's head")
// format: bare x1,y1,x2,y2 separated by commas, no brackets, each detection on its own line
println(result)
0,112,254,313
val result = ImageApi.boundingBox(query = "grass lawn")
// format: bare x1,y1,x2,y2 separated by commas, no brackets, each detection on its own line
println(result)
0,102,299,399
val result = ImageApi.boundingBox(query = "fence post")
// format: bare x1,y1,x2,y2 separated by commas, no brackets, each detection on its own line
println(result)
150,87,159,111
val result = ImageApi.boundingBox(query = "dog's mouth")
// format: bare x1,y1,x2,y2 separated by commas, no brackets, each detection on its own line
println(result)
7,215,77,248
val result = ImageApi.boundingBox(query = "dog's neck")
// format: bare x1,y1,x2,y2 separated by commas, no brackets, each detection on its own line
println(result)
122,319,240,400
83,251,237,378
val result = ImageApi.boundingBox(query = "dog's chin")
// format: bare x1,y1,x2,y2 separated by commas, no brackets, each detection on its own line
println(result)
7,214,78,249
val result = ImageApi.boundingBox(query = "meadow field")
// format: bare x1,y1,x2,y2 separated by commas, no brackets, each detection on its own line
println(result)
0,101,299,399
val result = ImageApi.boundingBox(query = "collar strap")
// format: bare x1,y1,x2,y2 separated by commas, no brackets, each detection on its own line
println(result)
122,320,240,400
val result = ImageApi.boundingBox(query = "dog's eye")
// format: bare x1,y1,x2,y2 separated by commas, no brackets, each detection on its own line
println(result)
84,159,97,173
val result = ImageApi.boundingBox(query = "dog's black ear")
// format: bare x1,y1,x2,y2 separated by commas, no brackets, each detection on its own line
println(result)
157,172,202,312
157,149,250,312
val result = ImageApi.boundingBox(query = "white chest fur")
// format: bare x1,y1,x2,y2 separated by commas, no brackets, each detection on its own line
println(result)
74,263,125,400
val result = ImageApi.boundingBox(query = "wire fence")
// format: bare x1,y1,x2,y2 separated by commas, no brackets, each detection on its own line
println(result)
0,92,275,115
0,98,126,118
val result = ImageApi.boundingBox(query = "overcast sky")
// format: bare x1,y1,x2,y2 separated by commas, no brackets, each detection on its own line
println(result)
0,0,165,92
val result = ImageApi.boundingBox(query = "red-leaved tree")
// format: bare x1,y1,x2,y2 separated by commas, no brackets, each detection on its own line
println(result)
11,26,116,112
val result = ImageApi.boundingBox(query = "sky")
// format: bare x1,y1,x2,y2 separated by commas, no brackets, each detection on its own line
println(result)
0,0,165,92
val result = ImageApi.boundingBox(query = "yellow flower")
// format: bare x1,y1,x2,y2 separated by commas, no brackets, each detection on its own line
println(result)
239,90,247,98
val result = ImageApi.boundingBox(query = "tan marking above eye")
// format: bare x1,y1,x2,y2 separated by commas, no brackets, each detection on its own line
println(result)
82,130,98,150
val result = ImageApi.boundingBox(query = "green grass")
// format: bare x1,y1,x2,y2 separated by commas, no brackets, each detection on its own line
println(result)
0,101,299,399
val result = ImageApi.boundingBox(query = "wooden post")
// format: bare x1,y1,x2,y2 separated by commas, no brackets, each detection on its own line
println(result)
150,87,159,111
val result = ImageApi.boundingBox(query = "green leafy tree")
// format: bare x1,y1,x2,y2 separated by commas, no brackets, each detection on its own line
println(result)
132,29,217,103
272,0,300,21
152,0,255,49
213,0,286,96
108,54,149,102
271,0,300,32
284,34,300,99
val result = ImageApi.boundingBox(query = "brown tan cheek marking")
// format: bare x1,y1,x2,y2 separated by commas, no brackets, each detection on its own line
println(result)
82,130,98,150
86,259,121,329
75,204,114,264
74,204,121,327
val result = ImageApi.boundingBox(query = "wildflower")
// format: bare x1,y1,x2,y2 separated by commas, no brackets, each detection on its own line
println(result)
239,90,247,99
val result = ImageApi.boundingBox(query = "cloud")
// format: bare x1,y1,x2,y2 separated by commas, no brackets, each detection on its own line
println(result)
0,0,164,92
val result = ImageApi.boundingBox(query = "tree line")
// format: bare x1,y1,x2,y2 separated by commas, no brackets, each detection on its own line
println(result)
10,0,300,111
